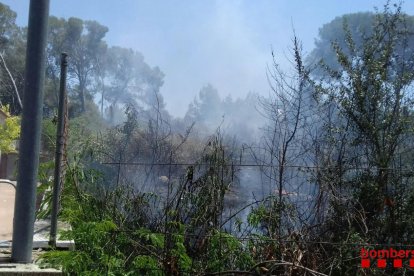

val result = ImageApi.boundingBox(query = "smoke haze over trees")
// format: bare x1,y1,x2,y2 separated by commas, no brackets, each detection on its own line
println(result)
2,1,414,275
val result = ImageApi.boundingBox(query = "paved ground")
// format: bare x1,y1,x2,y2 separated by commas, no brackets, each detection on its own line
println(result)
0,180,15,241
0,181,69,274
0,179,74,250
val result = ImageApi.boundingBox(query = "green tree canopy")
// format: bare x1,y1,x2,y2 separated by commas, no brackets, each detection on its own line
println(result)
45,16,108,115
307,10,414,76
0,3,25,115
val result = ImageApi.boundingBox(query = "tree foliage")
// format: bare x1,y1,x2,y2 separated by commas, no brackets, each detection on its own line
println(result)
0,105,19,153
307,9,414,77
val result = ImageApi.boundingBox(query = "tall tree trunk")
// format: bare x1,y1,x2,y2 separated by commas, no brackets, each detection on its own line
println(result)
79,80,85,113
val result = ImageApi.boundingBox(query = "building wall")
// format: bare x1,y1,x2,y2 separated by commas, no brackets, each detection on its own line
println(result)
0,109,7,125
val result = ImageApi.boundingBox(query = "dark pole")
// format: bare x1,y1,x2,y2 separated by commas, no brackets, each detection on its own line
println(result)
11,0,50,263
49,53,68,248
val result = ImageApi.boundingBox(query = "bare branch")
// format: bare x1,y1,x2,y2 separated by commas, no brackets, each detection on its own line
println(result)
0,51,22,109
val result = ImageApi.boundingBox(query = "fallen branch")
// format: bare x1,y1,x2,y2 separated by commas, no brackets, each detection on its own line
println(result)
203,259,328,276
250,260,328,276
203,271,256,276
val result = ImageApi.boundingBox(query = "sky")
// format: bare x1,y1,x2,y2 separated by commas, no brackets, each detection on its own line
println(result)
2,0,414,117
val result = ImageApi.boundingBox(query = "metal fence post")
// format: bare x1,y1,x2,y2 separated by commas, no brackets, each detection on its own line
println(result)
49,53,68,248
11,0,50,263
